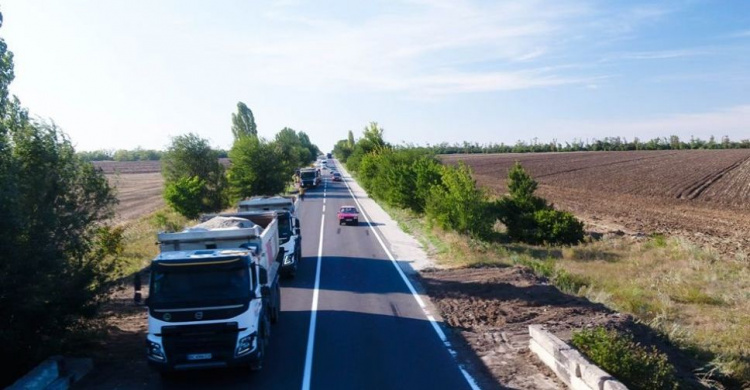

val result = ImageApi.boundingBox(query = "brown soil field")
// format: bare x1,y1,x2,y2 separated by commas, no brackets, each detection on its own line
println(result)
106,173,164,224
441,150,750,257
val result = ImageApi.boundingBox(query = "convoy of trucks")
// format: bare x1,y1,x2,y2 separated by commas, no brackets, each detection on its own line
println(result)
145,214,282,373
144,162,321,374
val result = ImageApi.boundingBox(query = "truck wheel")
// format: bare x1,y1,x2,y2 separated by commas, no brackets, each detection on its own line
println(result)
250,313,270,371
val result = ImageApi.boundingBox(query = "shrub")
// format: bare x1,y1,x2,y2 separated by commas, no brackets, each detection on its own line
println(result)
164,176,205,219
494,162,584,245
533,209,584,245
571,327,678,390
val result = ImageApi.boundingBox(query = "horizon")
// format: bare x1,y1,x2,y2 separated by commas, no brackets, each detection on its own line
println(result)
3,1,749,152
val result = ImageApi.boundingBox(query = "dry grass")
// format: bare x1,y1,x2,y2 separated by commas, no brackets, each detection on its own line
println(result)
118,208,190,276
381,204,750,385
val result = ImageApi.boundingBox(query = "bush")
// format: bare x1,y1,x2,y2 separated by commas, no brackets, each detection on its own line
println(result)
571,327,678,390
494,162,584,245
533,209,584,245
164,176,205,219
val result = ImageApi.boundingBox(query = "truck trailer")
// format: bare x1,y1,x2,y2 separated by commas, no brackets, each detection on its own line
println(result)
145,214,281,373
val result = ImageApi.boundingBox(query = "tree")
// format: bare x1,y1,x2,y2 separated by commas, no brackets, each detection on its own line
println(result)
161,133,227,215
227,136,287,199
231,101,257,140
347,130,355,148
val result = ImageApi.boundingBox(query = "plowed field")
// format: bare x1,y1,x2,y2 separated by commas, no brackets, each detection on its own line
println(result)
441,150,750,257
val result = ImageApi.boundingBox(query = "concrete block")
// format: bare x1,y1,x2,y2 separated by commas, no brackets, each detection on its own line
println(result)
61,357,93,383
603,379,629,390
581,364,614,390
530,339,574,386
560,348,588,377
8,357,60,390
46,377,71,390
570,373,594,390
528,325,571,357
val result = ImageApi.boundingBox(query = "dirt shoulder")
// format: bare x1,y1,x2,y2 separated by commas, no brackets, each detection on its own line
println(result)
418,265,709,389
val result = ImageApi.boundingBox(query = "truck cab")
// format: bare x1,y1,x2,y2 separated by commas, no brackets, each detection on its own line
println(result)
300,168,321,188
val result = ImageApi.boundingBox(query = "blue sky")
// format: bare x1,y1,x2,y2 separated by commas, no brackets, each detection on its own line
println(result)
2,0,749,152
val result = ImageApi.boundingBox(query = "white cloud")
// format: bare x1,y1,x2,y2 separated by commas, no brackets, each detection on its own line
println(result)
232,0,597,95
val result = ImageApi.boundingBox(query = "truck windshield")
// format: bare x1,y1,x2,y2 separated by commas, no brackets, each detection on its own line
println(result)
300,171,316,179
149,264,251,308
278,216,292,239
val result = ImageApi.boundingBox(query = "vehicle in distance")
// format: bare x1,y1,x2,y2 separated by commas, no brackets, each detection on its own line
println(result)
146,215,281,373
326,152,332,159
332,172,342,182
337,206,359,225
300,167,321,188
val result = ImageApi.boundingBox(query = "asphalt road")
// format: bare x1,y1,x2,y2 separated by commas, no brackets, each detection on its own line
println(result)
84,162,479,389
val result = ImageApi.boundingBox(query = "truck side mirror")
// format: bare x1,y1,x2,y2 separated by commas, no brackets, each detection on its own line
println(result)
259,267,268,285
295,218,300,228
294,228,301,236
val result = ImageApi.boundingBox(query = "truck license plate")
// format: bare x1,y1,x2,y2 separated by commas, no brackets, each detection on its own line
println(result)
187,353,212,361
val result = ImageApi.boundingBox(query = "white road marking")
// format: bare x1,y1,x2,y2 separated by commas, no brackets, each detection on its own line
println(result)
338,162,481,390
301,182,326,390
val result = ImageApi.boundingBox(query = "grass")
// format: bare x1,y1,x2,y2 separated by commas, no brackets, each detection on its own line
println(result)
118,208,191,277
377,204,750,386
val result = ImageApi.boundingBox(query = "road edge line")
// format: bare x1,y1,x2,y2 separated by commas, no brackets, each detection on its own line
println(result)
337,162,481,390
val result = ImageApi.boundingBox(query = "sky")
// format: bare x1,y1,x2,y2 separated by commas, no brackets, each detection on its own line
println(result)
2,0,749,152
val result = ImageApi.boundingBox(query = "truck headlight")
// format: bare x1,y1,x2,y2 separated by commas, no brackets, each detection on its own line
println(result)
147,341,166,361
236,332,257,357
283,253,295,265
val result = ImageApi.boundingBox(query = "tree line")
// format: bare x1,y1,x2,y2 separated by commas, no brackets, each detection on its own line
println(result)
424,135,750,155
334,123,584,245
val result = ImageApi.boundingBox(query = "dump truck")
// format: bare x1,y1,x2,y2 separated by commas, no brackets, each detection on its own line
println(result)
145,214,281,373
237,196,302,277
299,167,321,188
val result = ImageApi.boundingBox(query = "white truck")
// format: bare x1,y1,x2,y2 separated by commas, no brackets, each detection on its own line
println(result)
145,214,281,373
238,196,301,277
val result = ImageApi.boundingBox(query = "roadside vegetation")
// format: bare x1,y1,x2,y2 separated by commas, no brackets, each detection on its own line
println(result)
334,125,749,387
0,16,127,385
0,10,318,385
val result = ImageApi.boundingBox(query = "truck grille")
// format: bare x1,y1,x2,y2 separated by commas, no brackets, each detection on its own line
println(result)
162,322,238,365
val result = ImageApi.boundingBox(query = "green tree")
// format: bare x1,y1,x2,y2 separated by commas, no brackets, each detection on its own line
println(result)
0,120,122,384
161,133,227,215
347,130,355,148
425,163,492,237
227,136,287,199
164,176,206,219
231,101,257,140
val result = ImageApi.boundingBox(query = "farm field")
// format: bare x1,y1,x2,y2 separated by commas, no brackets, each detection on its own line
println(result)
442,150,750,258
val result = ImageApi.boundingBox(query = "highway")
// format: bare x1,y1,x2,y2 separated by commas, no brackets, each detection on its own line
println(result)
77,161,482,389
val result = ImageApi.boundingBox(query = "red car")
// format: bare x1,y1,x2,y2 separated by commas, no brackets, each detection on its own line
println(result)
337,206,359,225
